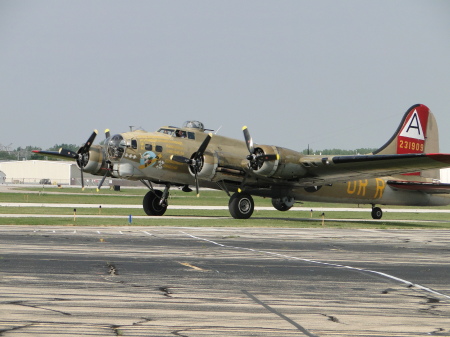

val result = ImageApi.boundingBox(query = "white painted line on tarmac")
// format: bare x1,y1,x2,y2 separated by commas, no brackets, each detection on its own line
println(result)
182,231,450,301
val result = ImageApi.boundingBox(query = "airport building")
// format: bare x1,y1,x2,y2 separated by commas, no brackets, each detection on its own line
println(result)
0,160,94,185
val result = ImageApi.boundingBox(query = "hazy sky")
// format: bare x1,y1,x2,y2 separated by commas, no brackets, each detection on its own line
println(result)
1,1,450,152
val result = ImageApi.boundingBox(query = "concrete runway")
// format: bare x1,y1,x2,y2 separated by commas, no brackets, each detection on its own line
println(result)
1,226,449,336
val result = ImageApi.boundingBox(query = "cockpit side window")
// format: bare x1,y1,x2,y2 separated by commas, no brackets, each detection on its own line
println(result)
131,139,137,149
157,128,174,135
175,130,187,138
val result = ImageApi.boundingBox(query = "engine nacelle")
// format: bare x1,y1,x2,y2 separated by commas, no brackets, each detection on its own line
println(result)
79,145,109,176
189,151,218,180
243,145,309,180
251,145,280,177
189,151,244,182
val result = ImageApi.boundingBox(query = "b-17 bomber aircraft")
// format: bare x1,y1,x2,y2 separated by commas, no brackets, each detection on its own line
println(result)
34,104,450,219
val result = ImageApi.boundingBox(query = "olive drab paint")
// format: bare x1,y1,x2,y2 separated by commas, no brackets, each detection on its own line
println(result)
33,106,450,220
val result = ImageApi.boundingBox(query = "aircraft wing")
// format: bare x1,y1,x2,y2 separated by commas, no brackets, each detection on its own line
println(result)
387,180,450,194
32,149,78,160
296,153,450,186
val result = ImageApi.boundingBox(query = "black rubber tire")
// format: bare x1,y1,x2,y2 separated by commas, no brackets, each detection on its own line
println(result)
143,190,167,216
371,207,383,219
271,198,293,212
228,192,254,219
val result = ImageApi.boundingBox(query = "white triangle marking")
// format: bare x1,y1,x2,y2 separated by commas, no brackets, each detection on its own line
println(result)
399,109,425,140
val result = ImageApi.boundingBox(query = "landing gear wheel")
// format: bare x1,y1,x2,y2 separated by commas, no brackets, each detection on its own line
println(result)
272,197,295,211
371,207,382,219
143,190,167,216
229,192,254,219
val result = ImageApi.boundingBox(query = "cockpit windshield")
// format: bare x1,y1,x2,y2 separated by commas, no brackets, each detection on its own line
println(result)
157,128,175,135
108,134,126,160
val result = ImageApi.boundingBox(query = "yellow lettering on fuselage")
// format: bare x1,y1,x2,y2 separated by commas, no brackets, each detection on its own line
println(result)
357,179,368,196
347,181,357,194
346,178,386,199
374,178,386,199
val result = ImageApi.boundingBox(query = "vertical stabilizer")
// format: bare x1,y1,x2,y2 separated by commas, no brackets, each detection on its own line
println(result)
373,104,439,179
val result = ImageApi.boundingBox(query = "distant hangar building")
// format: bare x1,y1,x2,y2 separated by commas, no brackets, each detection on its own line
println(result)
0,160,99,186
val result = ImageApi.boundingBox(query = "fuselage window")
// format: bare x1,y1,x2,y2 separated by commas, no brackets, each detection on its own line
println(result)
188,132,195,140
145,144,152,151
155,145,163,152
131,139,137,149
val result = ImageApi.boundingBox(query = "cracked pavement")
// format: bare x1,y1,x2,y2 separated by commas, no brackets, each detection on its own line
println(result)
0,226,449,336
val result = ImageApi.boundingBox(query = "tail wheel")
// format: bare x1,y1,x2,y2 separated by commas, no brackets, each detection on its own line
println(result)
229,192,254,219
371,207,382,219
143,190,167,216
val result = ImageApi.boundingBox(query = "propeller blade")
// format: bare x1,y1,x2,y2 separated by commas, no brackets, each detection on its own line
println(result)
242,126,254,154
104,129,110,139
255,154,279,162
96,171,108,192
81,166,85,191
170,155,193,165
195,133,212,158
78,130,98,155
194,169,200,197
96,161,112,192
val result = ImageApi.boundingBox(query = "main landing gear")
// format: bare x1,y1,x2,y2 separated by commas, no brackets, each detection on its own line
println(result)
371,205,383,219
228,192,254,219
142,182,170,216
143,190,168,216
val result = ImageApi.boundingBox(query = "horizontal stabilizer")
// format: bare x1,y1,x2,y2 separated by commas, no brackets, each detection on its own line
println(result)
387,180,450,194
